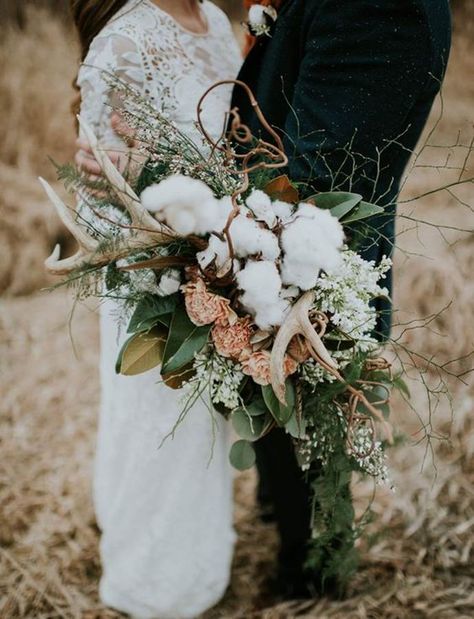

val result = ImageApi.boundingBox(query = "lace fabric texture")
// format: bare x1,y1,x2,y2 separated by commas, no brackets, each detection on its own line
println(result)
77,2,242,617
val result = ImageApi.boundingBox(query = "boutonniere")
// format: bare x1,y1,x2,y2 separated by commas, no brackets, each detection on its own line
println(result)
245,1,279,38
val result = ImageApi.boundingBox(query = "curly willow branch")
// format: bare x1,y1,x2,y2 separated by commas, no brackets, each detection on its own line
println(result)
197,80,289,268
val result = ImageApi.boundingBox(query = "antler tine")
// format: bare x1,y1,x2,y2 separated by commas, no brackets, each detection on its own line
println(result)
270,291,338,404
39,178,98,251
77,115,173,242
39,177,100,275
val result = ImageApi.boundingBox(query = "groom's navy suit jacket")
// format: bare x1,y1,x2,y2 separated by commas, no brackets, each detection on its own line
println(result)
233,0,451,583
233,0,451,337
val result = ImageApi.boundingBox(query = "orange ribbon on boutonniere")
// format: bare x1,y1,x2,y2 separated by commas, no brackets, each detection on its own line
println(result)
243,0,284,54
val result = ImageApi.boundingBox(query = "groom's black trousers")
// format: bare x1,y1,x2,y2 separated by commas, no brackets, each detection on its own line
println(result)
233,0,451,584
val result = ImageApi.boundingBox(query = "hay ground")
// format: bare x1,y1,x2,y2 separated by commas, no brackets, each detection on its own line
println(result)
1,8,473,619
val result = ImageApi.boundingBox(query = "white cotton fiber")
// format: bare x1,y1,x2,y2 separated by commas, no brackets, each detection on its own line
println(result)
280,205,344,289
229,214,280,261
197,234,230,270
273,200,294,224
236,260,287,329
246,189,277,228
140,174,225,236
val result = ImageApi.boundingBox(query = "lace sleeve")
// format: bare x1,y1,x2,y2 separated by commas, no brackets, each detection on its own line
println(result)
77,33,145,146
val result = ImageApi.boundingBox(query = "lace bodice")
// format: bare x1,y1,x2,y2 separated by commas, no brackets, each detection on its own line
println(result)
78,0,242,147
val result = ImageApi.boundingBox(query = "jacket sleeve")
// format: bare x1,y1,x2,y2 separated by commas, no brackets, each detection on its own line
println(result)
283,0,439,201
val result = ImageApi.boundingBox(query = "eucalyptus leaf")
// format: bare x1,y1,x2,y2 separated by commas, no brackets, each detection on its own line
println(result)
232,408,267,441
309,192,363,219
118,327,167,376
229,440,256,471
161,305,210,374
127,293,178,334
262,380,296,425
285,411,307,439
341,201,385,224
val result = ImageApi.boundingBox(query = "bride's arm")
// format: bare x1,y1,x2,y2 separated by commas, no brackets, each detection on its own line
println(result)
75,32,145,177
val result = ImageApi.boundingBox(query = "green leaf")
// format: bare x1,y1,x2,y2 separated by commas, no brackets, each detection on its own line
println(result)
357,384,391,419
232,408,268,441
262,380,296,425
127,293,178,334
341,201,385,224
161,305,210,374
310,192,363,220
229,440,256,471
118,327,167,376
285,411,307,439
392,374,411,398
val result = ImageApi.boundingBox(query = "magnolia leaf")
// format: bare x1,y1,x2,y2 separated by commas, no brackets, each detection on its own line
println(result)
341,201,385,224
119,256,192,272
232,408,267,441
264,175,300,203
229,440,256,471
162,363,196,390
127,293,178,334
262,380,296,425
118,327,167,376
161,305,210,374
310,192,363,219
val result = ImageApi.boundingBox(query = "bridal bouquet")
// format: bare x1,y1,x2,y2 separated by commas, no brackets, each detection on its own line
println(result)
41,79,405,585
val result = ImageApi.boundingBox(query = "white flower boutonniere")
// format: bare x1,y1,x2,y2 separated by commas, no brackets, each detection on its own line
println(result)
247,4,278,38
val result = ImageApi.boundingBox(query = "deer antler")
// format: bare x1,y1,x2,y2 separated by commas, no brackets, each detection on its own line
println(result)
270,291,394,443
41,119,175,275
40,177,100,275
270,291,338,403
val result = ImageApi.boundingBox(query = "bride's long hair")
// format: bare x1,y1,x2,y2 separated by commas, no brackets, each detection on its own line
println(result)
70,0,129,116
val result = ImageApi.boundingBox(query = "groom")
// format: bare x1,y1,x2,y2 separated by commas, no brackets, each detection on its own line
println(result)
235,0,451,599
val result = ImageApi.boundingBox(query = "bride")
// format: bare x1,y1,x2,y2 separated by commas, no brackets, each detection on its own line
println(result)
71,1,242,617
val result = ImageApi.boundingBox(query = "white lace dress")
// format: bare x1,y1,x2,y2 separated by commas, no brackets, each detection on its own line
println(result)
77,2,242,617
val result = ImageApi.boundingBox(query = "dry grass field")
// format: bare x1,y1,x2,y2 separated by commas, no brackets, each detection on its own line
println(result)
0,5,473,618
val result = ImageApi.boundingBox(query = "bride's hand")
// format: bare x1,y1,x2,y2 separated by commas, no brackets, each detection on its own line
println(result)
75,112,138,180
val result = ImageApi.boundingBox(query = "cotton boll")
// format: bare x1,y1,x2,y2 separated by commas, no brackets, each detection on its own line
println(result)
281,216,343,270
280,257,320,290
140,174,214,214
248,4,267,25
164,207,198,236
254,298,291,330
215,196,233,232
237,261,287,329
273,200,294,224
246,189,277,228
295,203,345,248
157,269,181,297
237,260,282,305
230,214,280,260
192,198,222,236
197,234,230,270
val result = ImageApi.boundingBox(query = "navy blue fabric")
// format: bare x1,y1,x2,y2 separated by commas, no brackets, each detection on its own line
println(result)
233,0,451,337
233,0,452,586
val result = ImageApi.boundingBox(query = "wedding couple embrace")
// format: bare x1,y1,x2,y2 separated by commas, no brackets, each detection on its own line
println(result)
72,0,450,617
